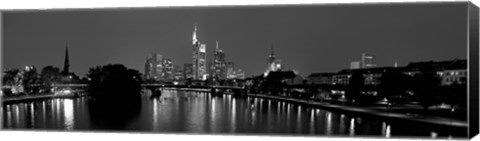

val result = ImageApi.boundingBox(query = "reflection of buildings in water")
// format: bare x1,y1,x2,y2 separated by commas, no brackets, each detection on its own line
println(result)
152,97,159,130
6,105,12,127
286,103,290,130
14,105,20,128
339,114,346,134
350,118,355,136
296,106,301,133
42,101,46,126
310,109,315,134
230,98,236,132
386,125,391,138
326,112,332,135
63,99,74,130
210,98,217,132
29,103,34,127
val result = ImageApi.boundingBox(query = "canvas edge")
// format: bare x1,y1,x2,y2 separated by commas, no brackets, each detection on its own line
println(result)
468,1,479,139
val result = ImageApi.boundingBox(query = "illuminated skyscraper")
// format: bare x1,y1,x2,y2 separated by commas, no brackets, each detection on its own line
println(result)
145,53,163,80
213,41,227,80
226,62,235,79
361,53,376,68
173,65,184,81
192,24,207,80
350,61,361,69
162,58,173,81
184,63,194,80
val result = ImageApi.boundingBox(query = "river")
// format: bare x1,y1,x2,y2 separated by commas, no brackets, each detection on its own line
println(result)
1,90,462,138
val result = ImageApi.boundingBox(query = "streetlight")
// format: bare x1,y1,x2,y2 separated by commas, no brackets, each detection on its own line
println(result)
450,108,455,125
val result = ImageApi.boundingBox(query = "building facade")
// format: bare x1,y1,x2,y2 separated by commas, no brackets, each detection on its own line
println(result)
226,62,235,79
173,65,184,81
162,58,174,81
212,41,227,80
350,61,361,69
266,46,282,72
145,53,163,81
307,73,335,85
361,53,376,69
184,63,194,80
192,25,207,80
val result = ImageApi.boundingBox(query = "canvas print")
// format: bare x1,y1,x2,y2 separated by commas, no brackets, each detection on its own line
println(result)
0,1,478,140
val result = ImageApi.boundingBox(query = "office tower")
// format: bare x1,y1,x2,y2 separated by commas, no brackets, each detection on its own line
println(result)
192,24,207,80
184,63,194,80
361,53,376,68
145,53,163,80
162,58,173,81
226,62,235,79
213,41,227,80
350,61,361,69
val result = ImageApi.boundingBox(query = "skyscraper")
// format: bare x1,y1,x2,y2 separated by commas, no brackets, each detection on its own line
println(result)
350,61,361,69
145,53,163,80
213,41,227,80
192,24,207,80
226,62,235,79
361,53,376,68
184,63,194,80
173,65,184,81
162,58,173,81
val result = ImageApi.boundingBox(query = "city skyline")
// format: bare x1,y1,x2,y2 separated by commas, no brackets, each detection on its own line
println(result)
2,3,468,77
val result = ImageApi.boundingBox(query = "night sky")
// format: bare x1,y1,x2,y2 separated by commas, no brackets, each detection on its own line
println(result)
2,2,468,77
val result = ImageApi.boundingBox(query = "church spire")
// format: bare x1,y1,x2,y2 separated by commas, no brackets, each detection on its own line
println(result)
269,44,275,59
63,42,70,74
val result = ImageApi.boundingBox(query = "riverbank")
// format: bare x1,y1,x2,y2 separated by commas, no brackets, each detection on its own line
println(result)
247,94,468,130
2,94,57,104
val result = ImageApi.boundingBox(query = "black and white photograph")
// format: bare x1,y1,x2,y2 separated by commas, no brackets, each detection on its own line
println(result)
0,1,479,140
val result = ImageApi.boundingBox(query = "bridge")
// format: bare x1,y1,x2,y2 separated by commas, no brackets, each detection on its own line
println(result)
51,83,247,97
141,84,247,97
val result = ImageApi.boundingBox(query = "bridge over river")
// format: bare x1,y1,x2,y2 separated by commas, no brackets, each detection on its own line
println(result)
51,83,247,97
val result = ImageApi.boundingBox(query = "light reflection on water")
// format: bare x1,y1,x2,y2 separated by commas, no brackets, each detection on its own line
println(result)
1,90,460,138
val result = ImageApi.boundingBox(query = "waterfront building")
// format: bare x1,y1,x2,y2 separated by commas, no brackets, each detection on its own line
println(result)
192,24,207,80
307,73,335,85
361,53,377,68
184,63,194,80
332,69,352,85
404,59,467,85
145,53,163,81
352,67,396,86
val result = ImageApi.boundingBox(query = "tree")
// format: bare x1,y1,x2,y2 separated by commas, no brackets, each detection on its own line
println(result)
346,72,364,102
378,70,409,104
40,66,62,93
86,64,142,100
2,69,20,86
86,64,143,127
410,68,442,110
439,81,467,109
23,66,39,94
